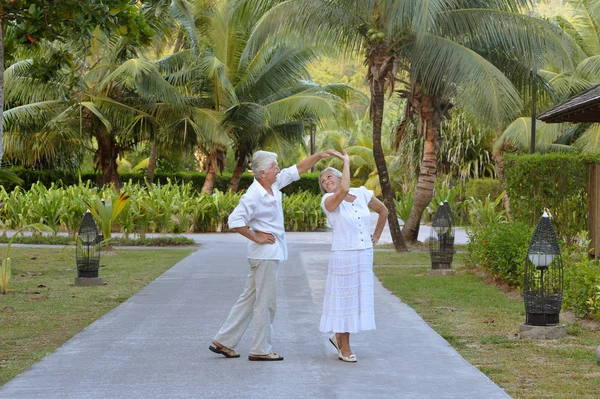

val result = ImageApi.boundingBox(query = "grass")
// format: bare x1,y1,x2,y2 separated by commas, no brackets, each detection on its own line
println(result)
374,251,600,399
0,246,195,385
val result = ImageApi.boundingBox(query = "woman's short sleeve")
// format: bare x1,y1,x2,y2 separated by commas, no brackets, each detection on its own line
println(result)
321,192,334,214
360,186,374,204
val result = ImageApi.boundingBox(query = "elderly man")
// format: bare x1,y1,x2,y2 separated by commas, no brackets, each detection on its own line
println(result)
209,149,336,361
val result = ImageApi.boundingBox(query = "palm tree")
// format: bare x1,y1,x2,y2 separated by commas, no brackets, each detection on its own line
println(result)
4,31,186,189
497,0,600,154
237,0,576,248
159,0,355,193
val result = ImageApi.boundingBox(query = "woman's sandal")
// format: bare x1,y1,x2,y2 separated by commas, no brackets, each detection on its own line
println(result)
329,334,341,357
338,353,357,363
208,341,240,358
248,353,284,361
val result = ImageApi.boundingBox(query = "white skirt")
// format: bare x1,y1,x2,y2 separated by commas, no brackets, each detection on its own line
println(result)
319,248,376,333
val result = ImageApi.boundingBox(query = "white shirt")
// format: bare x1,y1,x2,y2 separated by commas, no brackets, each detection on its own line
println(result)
228,165,300,260
321,186,374,251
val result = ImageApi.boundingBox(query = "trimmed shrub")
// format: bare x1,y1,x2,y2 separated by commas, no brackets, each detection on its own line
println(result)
504,153,591,243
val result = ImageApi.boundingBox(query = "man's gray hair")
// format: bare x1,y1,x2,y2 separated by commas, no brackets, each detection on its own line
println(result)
251,150,278,176
318,167,342,195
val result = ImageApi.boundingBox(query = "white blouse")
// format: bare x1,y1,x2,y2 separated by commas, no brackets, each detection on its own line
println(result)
228,165,300,261
321,186,374,251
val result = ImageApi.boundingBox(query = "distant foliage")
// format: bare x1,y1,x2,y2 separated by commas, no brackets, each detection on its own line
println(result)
465,178,503,202
504,153,595,243
0,182,328,235
0,169,322,195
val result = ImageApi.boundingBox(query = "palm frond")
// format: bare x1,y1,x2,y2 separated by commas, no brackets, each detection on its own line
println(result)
80,102,112,132
243,0,364,62
567,3,600,57
3,101,68,132
263,88,352,127
189,107,229,146
573,123,600,153
198,54,238,108
575,55,600,81
170,0,200,53
494,117,570,152
100,59,188,106
236,45,316,100
412,34,522,123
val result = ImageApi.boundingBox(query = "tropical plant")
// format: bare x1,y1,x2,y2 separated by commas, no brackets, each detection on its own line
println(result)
0,1,156,166
3,29,187,189
243,0,414,250
465,192,508,229
84,192,131,251
0,223,53,294
155,0,356,194
240,0,576,249
496,0,600,154
390,3,575,243
425,180,465,225
394,190,414,225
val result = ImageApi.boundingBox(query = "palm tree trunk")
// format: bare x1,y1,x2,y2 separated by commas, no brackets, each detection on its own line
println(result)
173,30,184,53
96,133,121,191
228,149,248,192
493,148,511,217
201,150,218,194
146,141,158,184
0,15,5,164
402,96,440,243
370,61,407,252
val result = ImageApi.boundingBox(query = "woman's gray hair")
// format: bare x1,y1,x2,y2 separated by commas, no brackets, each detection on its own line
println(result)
251,150,278,176
318,167,342,195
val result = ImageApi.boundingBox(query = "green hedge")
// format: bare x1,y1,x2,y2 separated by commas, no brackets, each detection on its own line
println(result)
0,169,322,195
504,153,600,242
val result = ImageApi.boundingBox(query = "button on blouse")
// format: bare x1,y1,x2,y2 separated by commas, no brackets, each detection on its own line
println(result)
321,186,374,251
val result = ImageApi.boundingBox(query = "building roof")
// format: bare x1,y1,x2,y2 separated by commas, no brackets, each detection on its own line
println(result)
538,84,600,123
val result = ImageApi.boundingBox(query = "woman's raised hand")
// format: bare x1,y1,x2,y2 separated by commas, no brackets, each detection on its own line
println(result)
331,149,350,163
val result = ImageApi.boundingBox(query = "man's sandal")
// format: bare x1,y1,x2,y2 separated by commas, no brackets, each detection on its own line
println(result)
208,341,240,358
248,353,284,361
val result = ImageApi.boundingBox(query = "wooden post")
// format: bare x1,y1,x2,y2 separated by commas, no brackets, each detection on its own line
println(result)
589,164,600,259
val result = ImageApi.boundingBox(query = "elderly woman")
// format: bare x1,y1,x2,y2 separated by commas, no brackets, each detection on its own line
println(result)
319,150,388,362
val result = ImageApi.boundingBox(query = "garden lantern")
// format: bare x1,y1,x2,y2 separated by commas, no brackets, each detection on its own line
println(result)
429,201,455,271
523,212,563,326
75,211,103,286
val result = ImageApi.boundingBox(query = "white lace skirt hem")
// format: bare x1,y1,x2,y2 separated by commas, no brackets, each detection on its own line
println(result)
319,248,376,333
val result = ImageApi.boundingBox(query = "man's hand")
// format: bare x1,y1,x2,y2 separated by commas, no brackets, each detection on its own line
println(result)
296,149,340,174
254,231,276,244
319,149,338,159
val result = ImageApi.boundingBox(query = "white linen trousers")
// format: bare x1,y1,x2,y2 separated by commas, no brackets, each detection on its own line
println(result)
213,258,278,355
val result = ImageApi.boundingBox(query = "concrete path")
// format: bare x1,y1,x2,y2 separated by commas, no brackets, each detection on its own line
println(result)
0,226,510,399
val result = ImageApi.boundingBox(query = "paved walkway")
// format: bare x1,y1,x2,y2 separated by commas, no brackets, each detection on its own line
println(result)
0,224,512,399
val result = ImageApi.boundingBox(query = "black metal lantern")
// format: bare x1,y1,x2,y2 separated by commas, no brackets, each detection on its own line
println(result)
76,211,102,281
429,201,455,270
523,212,563,326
